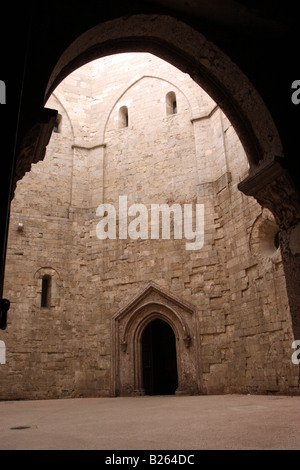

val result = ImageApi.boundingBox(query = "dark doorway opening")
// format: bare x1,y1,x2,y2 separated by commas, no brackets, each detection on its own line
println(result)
141,319,178,395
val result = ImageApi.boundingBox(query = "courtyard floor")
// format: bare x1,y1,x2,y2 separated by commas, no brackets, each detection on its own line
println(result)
0,394,299,450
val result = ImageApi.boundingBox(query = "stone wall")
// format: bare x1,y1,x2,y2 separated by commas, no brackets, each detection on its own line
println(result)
0,53,298,399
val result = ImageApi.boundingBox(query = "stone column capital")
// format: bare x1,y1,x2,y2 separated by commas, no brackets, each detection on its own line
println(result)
238,158,300,230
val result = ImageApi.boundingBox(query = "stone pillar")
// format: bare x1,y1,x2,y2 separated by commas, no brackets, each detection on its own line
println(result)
71,143,106,209
89,144,106,207
239,158,300,343
0,109,57,320
280,225,300,341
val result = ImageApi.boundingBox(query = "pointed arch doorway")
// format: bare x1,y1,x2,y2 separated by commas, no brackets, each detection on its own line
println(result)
111,282,200,396
142,319,178,395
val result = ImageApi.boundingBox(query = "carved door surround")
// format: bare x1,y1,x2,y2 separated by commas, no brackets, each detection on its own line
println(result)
111,282,200,396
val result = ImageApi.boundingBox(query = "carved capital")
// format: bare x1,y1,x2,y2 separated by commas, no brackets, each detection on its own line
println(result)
238,158,300,230
13,108,57,197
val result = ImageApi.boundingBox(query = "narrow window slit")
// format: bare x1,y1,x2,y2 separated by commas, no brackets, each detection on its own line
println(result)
41,275,51,308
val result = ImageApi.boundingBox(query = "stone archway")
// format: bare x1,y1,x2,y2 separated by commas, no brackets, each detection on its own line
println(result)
111,282,200,396
45,14,283,171
42,15,300,344
9,13,299,346
2,9,298,360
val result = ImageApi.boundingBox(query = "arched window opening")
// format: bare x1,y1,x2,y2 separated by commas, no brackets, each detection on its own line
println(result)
53,113,62,133
41,275,51,308
119,106,128,128
166,91,177,116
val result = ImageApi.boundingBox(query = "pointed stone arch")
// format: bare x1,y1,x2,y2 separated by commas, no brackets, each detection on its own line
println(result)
45,14,284,170
111,282,201,396
102,72,202,141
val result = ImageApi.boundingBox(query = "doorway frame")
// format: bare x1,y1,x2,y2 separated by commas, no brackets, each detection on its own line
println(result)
111,282,200,396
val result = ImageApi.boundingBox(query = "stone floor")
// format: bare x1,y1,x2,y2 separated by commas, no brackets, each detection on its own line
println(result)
0,394,299,450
